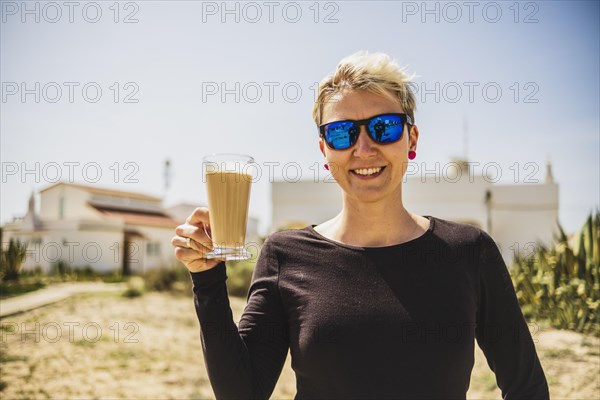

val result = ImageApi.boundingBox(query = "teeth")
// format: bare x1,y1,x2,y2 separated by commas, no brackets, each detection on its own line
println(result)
353,167,382,176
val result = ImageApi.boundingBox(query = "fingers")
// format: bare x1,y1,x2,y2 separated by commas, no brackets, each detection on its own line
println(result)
171,235,209,251
172,245,220,273
171,233,219,273
171,236,194,250
171,234,211,253
173,245,206,262
186,207,210,225
175,224,212,248
183,207,212,242
172,207,221,273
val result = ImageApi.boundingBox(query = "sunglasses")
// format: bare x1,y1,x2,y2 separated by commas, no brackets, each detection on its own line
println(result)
319,113,413,150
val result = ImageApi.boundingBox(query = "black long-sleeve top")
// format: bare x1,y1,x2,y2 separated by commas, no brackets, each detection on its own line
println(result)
191,216,550,399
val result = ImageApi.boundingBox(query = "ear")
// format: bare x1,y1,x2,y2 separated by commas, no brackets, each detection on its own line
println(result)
319,138,326,158
408,125,419,150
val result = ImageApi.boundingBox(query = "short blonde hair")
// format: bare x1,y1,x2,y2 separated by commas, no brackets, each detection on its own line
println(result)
312,51,417,126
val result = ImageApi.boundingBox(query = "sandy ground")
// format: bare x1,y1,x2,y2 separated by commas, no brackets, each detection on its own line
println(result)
0,290,598,399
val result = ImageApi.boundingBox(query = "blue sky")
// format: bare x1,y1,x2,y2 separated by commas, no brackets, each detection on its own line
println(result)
1,0,599,234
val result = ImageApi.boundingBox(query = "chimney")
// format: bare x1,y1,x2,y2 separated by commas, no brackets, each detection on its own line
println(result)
545,159,554,184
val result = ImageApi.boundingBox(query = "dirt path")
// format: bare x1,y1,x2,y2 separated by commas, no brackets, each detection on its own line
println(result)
0,291,598,399
0,282,126,317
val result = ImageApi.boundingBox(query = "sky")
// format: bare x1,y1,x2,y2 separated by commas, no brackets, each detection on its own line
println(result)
1,0,599,235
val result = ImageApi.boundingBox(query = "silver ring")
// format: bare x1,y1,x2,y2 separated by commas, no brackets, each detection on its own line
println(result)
186,237,192,249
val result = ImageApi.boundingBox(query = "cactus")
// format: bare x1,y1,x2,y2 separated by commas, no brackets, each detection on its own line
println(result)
511,211,600,336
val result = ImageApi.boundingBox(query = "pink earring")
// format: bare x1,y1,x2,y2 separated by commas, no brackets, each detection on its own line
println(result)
324,163,329,170
408,150,416,160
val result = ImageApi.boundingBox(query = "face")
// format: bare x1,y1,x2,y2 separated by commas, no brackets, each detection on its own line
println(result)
319,89,419,205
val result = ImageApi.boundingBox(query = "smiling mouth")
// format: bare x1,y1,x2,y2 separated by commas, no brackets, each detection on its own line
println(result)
351,166,386,176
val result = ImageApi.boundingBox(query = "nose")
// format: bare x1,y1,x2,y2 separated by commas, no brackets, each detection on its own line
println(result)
353,126,377,158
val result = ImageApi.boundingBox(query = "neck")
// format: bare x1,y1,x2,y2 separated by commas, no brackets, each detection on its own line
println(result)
322,192,422,247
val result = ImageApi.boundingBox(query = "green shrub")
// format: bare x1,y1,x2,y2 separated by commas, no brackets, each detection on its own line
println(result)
1,238,28,281
511,211,600,336
159,242,262,297
51,260,71,277
71,265,97,281
225,248,259,298
122,287,143,298
0,279,46,299
144,268,179,292
122,276,145,298
100,270,124,283
21,266,43,277
170,265,193,294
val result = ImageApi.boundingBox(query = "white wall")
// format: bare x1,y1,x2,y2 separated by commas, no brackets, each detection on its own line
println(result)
271,177,490,230
40,185,101,221
403,176,491,227
271,178,560,266
4,228,124,273
5,184,184,273
126,236,147,274
272,180,342,230
490,183,560,263
132,225,179,271
3,222,181,274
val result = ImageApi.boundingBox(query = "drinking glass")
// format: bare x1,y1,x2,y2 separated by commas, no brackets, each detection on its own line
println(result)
203,153,254,261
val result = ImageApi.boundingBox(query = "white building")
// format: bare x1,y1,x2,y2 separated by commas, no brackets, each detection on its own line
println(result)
2,183,263,274
3,182,179,274
271,159,560,265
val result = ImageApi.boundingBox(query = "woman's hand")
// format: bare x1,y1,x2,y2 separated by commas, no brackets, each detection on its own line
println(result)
171,207,221,273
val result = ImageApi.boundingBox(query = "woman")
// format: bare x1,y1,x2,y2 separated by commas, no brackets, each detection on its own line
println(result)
172,51,550,399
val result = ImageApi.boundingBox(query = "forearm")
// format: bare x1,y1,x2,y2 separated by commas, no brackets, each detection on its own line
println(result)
476,230,550,399
477,315,549,399
191,263,260,400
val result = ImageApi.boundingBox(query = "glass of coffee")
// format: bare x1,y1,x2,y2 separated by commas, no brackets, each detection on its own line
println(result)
203,153,254,261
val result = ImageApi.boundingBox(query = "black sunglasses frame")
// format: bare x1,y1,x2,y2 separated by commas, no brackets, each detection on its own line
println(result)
319,113,414,150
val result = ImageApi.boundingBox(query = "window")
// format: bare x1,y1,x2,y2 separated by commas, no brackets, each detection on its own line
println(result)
59,197,65,219
146,242,161,256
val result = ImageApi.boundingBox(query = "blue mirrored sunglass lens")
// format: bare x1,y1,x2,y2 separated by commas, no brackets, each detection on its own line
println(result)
325,121,355,149
368,115,404,143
